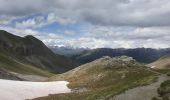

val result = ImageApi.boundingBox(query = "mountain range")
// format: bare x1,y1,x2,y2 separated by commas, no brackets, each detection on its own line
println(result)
49,46,88,57
0,30,170,100
68,48,170,64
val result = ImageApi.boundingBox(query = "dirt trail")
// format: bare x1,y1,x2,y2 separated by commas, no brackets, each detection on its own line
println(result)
110,75,170,100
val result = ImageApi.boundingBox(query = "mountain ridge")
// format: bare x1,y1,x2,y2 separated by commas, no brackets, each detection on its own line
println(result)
69,48,170,64
0,30,78,77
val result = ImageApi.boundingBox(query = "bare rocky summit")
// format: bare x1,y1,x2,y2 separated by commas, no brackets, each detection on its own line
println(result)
75,56,138,72
92,56,136,67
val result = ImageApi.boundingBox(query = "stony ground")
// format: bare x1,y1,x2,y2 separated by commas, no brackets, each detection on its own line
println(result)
111,75,170,100
0,69,24,80
10,72,48,81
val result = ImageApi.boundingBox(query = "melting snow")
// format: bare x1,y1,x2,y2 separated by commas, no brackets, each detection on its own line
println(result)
151,66,156,68
0,79,71,100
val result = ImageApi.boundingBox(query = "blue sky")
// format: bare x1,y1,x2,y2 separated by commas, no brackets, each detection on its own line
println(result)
0,0,170,48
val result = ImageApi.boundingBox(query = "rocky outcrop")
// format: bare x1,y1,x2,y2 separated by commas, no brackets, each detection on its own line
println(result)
83,56,138,69
0,40,34,56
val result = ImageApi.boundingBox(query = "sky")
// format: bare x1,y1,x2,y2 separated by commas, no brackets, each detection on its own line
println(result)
0,0,170,49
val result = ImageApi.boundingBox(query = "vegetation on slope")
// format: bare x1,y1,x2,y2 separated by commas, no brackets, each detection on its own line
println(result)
152,80,170,100
158,80,170,98
0,30,78,75
71,48,170,64
154,69,170,76
33,56,158,100
148,55,170,69
0,53,52,77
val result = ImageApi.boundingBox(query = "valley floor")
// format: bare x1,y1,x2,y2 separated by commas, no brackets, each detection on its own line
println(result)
0,80,71,100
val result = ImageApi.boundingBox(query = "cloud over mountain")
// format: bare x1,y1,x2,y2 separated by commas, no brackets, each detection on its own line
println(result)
0,0,170,48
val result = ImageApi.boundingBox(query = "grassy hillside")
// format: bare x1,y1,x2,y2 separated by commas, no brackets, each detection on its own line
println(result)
147,55,170,69
0,30,78,75
0,53,52,77
33,56,159,100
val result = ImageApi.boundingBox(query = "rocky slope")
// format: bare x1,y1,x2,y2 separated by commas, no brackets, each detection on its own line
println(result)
0,30,78,77
0,68,23,80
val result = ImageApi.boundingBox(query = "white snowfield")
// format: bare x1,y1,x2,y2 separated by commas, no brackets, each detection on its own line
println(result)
0,79,71,100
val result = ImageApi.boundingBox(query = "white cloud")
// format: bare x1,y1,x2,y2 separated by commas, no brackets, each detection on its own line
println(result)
15,16,46,29
64,30,76,36
1,25,170,49
1,0,170,27
47,13,76,25
15,13,76,29
1,0,170,49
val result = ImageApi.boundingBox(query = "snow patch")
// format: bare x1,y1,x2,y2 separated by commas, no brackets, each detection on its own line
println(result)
151,66,156,68
0,79,71,100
